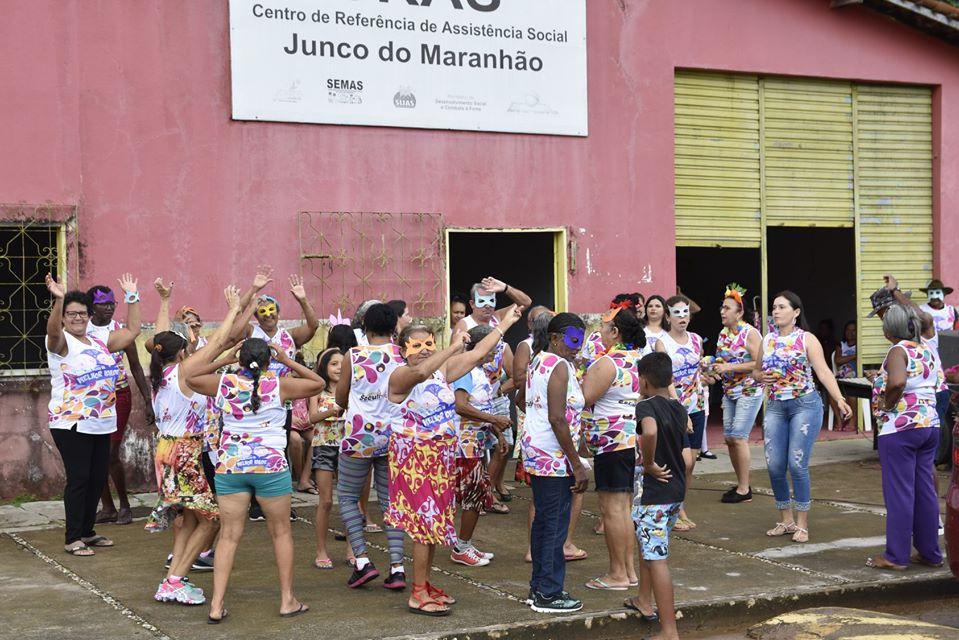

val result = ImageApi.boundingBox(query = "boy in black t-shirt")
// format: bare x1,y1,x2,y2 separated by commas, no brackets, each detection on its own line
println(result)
624,352,688,640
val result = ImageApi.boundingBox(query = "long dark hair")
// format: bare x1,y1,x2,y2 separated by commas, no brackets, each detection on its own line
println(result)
772,290,810,331
149,331,188,394
529,311,554,356
611,307,646,350
533,312,585,355
327,324,357,353
314,347,340,389
239,338,271,413
645,294,669,331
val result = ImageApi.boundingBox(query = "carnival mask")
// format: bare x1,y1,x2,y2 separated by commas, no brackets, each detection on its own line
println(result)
474,291,496,308
92,290,116,305
405,337,436,356
256,302,278,318
669,304,690,319
560,326,585,350
928,289,945,301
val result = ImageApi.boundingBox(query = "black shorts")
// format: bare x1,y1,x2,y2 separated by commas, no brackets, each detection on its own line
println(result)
202,451,217,494
594,448,636,493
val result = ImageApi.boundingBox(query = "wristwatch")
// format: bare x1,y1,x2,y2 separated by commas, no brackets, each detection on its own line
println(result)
124,291,141,304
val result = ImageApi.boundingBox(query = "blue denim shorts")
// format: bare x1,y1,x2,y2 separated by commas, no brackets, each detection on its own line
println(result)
215,470,292,498
635,502,681,560
722,394,763,440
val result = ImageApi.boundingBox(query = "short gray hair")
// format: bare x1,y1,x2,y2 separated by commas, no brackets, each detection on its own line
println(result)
352,299,382,329
882,304,922,343
466,324,495,350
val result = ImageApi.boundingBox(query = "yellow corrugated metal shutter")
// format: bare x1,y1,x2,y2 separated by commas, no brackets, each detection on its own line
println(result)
674,71,761,247
762,78,855,227
855,84,934,363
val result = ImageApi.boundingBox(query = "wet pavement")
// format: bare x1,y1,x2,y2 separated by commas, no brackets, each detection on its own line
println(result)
1,437,954,640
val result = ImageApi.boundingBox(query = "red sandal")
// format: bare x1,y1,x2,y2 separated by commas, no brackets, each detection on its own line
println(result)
427,582,456,605
408,585,450,617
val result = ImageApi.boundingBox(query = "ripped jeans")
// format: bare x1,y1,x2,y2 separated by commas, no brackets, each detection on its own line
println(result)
763,392,823,512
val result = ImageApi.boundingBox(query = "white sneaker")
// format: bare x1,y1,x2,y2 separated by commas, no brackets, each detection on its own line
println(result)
470,545,494,560
451,546,490,567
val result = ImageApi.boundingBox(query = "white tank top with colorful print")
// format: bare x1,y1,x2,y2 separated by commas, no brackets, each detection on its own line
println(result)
521,351,584,477
644,327,666,351
837,340,857,379
153,364,207,438
215,371,287,474
587,348,640,455
761,328,816,401
457,366,495,459
47,332,120,435
464,314,507,393
659,331,706,413
393,370,458,442
341,343,404,458
872,340,942,436
251,325,296,377
87,319,128,389
716,321,761,399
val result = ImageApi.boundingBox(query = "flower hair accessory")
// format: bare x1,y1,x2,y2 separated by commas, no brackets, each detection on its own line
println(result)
724,282,747,306
328,309,350,327
248,361,259,370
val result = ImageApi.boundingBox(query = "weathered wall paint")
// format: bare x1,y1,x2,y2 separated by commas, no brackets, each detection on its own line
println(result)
2,0,958,497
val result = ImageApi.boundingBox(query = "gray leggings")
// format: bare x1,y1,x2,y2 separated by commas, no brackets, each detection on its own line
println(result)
336,454,405,565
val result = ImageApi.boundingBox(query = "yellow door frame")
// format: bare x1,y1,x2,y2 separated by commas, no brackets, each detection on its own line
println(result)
444,227,569,333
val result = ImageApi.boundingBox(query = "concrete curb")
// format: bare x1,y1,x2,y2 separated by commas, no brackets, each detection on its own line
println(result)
381,573,959,640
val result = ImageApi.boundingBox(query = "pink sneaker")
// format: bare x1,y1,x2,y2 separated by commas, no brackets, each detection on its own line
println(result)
451,546,490,567
155,578,205,605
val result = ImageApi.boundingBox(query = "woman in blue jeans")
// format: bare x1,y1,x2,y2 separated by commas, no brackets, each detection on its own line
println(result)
759,292,850,543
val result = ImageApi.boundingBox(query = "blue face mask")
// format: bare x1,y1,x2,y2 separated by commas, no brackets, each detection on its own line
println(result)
561,326,585,350
474,292,496,308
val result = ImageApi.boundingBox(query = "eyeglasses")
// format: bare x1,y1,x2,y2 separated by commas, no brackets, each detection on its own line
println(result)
64,311,89,319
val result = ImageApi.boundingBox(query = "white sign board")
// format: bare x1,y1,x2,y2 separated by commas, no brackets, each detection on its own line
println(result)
229,0,588,136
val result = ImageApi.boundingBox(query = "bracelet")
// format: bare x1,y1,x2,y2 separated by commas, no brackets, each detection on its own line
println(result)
124,291,140,304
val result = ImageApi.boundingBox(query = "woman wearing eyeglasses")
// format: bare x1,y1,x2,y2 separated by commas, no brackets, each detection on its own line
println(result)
387,306,522,616
45,272,142,557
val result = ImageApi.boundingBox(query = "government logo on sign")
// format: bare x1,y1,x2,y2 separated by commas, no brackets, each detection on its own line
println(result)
394,88,417,109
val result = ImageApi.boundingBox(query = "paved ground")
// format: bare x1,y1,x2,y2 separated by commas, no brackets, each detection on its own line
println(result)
1,437,954,640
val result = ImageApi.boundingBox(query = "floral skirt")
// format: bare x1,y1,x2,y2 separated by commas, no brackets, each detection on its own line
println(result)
146,435,218,533
385,432,457,546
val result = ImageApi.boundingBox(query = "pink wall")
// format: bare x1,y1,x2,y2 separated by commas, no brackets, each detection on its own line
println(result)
2,0,958,497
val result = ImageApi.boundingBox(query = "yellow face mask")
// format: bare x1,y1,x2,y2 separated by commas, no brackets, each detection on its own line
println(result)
256,303,278,318
404,338,436,357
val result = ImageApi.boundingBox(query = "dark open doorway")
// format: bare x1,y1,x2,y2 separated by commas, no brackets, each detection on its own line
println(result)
676,247,762,357
448,231,557,347
766,227,856,358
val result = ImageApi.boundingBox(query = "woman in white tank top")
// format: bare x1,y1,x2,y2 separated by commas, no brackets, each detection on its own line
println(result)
45,273,141,557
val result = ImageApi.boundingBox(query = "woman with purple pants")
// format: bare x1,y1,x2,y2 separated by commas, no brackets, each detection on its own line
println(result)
868,304,944,571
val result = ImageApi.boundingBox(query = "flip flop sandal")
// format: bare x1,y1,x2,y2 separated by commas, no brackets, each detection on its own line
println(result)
64,542,95,556
911,553,944,568
564,549,588,562
496,490,513,503
673,520,693,532
94,510,118,524
623,598,659,622
207,608,229,625
363,523,383,533
116,508,133,525
314,559,334,570
488,503,510,515
280,603,310,618
765,522,797,537
81,535,114,548
298,487,319,495
586,577,628,591
866,556,907,571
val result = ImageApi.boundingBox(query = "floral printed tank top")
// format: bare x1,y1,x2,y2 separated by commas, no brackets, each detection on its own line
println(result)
215,371,288,474
251,325,296,377
761,328,816,401
659,332,706,413
521,352,584,477
586,348,640,455
457,366,495,459
153,364,206,438
394,370,458,441
716,321,761,399
872,340,942,436
341,343,404,458
47,332,120,434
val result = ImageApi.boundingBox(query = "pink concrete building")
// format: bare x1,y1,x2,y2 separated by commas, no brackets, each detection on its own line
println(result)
2,0,958,498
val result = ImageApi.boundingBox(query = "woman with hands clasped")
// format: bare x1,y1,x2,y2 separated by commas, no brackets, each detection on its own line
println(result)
386,304,523,616
184,278,326,623
45,272,141,557
758,291,851,544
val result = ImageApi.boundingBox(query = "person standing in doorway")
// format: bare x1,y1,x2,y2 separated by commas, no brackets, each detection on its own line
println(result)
449,293,471,342
759,291,850,543
834,321,859,430
45,273,142,556
710,286,763,504
87,285,155,526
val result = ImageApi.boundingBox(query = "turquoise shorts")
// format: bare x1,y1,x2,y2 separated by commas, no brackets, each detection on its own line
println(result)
214,470,292,498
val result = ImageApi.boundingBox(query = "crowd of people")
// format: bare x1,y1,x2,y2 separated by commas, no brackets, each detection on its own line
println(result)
43,266,955,637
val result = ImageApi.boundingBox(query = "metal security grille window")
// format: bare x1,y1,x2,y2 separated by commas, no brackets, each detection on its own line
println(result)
0,222,64,375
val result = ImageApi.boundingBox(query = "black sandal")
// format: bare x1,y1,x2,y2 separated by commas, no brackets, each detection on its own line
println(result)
495,489,513,503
